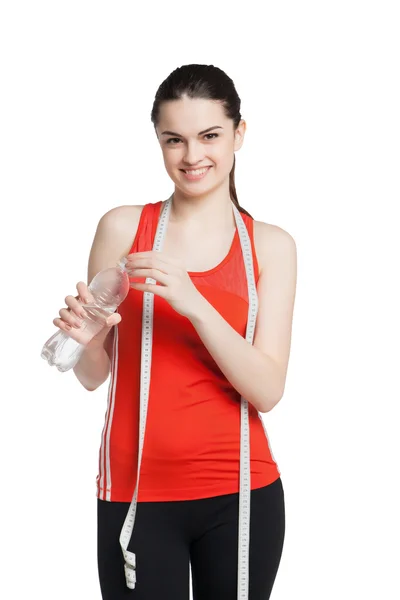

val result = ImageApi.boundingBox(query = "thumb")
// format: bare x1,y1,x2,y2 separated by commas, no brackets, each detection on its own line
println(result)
105,313,122,328
87,312,122,350
90,313,121,346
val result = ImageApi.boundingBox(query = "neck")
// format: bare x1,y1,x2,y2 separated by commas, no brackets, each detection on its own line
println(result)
168,182,235,231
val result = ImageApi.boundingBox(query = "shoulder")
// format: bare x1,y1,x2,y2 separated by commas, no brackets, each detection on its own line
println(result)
100,203,146,229
88,204,148,282
97,203,146,242
253,219,297,275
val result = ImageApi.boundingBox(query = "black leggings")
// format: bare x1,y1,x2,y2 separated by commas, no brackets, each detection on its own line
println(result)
97,477,285,599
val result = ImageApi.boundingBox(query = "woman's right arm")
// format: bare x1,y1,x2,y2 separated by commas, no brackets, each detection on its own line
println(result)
71,205,143,391
73,342,111,392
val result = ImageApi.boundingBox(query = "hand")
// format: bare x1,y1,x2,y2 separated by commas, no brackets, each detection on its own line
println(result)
125,251,205,319
52,281,121,346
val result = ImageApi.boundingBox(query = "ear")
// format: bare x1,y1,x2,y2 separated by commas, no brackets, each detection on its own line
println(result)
234,119,246,151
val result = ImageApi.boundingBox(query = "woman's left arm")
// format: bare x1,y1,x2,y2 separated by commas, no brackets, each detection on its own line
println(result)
188,224,297,414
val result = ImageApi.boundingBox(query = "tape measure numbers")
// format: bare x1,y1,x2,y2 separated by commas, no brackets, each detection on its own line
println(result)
119,194,259,599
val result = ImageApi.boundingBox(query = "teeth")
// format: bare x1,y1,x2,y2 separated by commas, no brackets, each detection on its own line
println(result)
184,167,209,175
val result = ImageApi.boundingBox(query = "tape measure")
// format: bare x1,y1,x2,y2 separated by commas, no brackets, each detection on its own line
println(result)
119,193,259,599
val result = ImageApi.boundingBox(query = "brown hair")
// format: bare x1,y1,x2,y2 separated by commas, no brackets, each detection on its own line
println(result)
150,64,253,219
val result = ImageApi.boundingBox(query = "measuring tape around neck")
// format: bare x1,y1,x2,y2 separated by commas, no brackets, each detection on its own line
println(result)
119,193,259,599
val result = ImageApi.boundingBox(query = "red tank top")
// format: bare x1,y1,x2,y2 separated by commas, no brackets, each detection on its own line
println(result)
96,201,280,502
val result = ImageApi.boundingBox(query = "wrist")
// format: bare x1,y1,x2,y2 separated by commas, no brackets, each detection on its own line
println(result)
84,339,108,357
187,294,211,326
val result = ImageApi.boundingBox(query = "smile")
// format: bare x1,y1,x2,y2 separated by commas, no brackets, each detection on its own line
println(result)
181,166,212,180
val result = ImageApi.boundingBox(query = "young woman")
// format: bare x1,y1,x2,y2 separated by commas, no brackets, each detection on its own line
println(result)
55,64,297,599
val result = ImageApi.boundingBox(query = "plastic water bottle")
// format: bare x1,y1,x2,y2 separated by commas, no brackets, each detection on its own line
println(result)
41,257,130,372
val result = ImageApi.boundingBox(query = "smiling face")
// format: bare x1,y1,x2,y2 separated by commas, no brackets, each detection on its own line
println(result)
155,95,246,197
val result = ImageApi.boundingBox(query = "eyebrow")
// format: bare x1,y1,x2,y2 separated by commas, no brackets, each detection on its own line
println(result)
161,126,223,137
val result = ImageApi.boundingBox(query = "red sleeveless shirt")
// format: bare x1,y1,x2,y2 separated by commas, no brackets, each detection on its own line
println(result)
96,201,281,502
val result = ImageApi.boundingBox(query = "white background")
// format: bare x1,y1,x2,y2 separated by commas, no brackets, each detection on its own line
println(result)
1,1,399,598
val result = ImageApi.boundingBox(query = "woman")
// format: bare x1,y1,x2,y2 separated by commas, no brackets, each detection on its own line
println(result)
55,64,297,599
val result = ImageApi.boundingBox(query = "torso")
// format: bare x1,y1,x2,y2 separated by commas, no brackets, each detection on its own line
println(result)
97,201,283,502
115,202,271,275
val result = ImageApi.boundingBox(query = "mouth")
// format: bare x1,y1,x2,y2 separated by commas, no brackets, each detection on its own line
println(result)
180,166,212,180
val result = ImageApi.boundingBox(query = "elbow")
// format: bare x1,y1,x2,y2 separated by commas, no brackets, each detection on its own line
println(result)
258,387,285,414
256,360,287,413
261,396,282,413
82,382,99,392
86,382,102,392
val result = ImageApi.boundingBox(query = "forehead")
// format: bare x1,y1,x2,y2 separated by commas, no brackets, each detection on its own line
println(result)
157,96,228,134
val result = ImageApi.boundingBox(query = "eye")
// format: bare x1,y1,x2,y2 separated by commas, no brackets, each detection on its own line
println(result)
166,133,219,145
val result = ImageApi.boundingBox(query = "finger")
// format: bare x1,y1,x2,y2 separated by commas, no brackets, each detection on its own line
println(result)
133,251,181,263
76,281,95,304
91,313,121,346
154,252,184,268
128,251,182,269
128,268,169,286
53,317,73,331
128,258,179,276
64,295,88,319
111,313,122,325
59,308,84,328
105,313,121,327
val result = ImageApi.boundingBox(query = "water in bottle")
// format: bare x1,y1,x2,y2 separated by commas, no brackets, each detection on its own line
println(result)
41,257,130,372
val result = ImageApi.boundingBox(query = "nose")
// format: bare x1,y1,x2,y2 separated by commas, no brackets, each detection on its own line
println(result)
182,140,205,166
